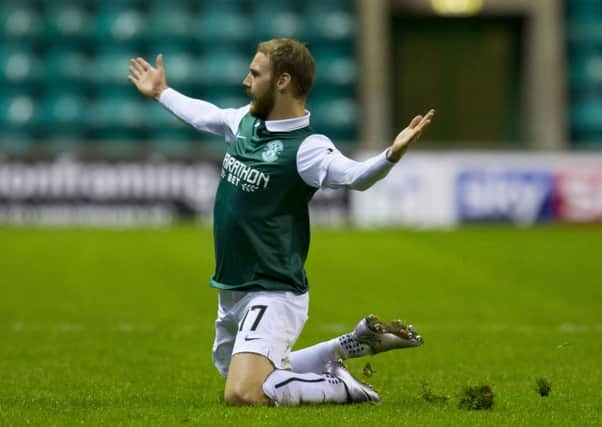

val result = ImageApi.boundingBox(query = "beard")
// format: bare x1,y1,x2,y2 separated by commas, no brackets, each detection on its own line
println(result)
249,83,276,120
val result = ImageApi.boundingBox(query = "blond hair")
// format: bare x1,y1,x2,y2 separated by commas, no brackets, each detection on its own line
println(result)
257,38,315,99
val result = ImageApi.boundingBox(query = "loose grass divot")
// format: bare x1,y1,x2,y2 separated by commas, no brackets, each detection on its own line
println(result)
362,362,375,378
420,381,449,405
536,378,551,397
458,385,494,410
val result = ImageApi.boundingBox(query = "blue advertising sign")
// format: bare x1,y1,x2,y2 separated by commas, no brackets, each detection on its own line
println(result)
456,170,554,224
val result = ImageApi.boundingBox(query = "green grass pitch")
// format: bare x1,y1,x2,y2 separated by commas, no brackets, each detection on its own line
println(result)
1,226,601,426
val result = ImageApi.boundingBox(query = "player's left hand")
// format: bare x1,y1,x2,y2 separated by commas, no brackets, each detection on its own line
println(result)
387,109,435,162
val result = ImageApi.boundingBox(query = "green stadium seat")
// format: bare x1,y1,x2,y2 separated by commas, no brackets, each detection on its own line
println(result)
0,93,38,130
0,129,33,156
248,0,299,11
566,0,602,23
313,50,357,86
148,129,194,156
192,10,251,44
146,4,193,42
89,92,146,131
571,98,602,132
567,22,602,44
0,2,42,41
146,45,199,87
569,51,588,86
208,95,248,109
90,47,139,86
200,86,247,109
143,101,191,131
0,44,42,87
198,49,248,86
162,52,199,87
145,99,227,150
37,92,89,131
44,48,90,88
252,8,305,41
89,91,145,154
304,7,355,42
199,0,246,12
308,97,357,141
95,5,146,44
43,2,94,43
568,49,602,88
98,0,140,6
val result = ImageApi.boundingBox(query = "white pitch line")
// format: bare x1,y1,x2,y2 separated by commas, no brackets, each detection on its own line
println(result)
318,323,348,333
319,322,602,335
52,323,84,333
5,322,602,334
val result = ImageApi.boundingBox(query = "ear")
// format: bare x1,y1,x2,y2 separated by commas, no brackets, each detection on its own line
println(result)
276,73,292,92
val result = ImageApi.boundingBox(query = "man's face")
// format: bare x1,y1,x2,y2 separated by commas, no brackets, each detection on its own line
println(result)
243,52,276,120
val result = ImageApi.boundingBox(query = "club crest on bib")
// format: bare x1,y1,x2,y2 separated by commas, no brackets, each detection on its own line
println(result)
262,140,284,162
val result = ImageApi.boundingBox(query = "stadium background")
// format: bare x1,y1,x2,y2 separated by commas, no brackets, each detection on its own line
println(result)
0,0,600,226
1,1,602,425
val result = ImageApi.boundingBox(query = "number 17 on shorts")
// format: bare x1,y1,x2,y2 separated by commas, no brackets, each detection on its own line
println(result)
231,291,309,370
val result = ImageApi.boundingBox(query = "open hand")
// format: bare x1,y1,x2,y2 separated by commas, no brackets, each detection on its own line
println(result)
387,109,435,162
128,54,168,100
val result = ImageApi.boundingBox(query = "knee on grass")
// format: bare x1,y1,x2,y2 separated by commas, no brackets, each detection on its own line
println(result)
224,383,271,406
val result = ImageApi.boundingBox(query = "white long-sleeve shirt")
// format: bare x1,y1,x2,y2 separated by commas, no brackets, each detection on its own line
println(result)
159,88,398,191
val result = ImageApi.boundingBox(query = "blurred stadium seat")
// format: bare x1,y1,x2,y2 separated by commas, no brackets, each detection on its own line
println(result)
44,48,90,89
253,5,305,41
309,97,358,142
0,92,37,130
0,130,34,156
144,100,198,134
37,91,89,132
566,0,602,23
146,3,194,42
313,49,357,87
90,90,146,130
0,0,358,157
144,44,199,90
91,47,138,86
0,43,42,88
95,5,146,44
305,3,356,43
192,10,251,45
0,1,42,42
566,0,602,146
198,49,249,86
44,2,94,43
571,97,602,132
201,86,248,109
148,130,194,156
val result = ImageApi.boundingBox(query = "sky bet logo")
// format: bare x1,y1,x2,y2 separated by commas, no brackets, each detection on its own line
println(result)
456,170,553,225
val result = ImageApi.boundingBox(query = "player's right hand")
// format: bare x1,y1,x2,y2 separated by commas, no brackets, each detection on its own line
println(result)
128,54,168,100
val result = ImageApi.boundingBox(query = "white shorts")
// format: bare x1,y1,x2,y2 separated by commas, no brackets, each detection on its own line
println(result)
212,289,309,378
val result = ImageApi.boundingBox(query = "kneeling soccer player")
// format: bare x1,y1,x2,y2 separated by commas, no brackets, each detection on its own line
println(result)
128,38,434,406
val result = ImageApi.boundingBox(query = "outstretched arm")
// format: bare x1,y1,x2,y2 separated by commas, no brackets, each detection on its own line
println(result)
386,109,435,162
297,109,435,191
128,55,168,100
128,54,247,139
